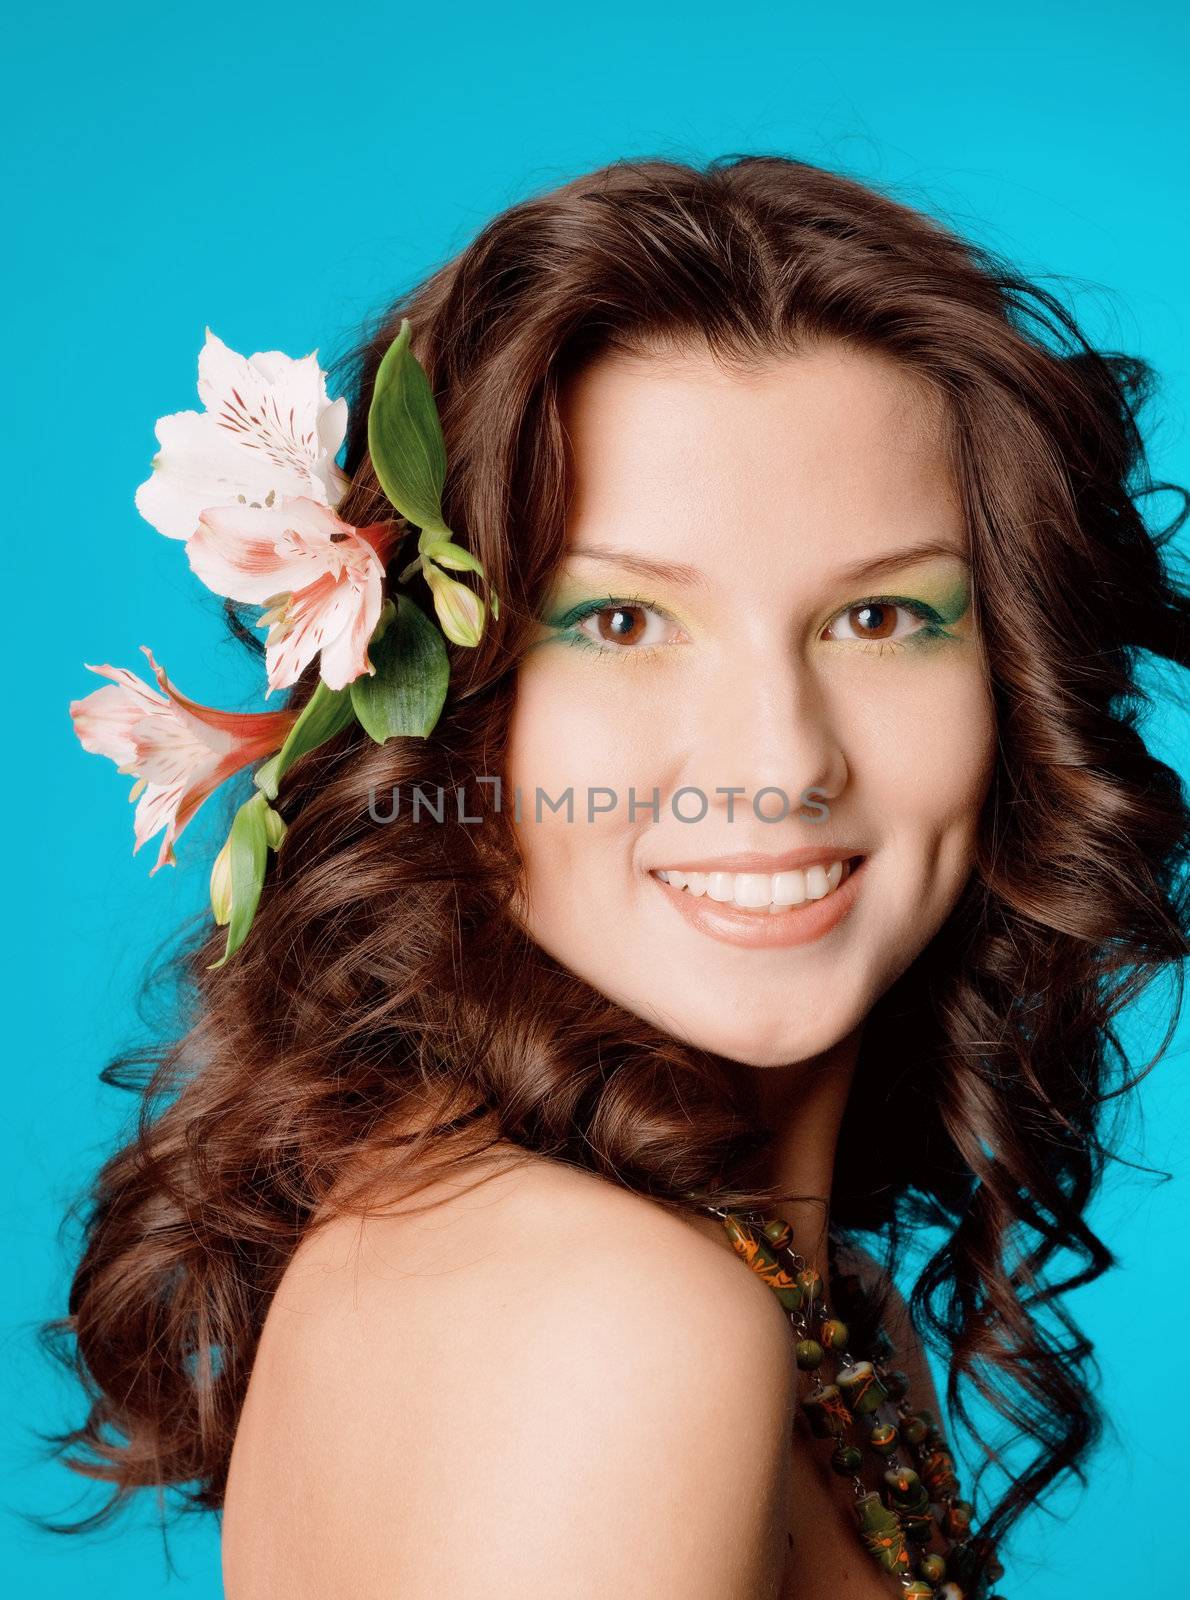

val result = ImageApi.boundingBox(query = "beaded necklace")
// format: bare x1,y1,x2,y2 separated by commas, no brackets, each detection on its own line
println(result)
699,1205,1008,1600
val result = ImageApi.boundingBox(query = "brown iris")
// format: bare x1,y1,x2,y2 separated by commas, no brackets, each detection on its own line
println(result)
591,604,649,646
845,602,898,641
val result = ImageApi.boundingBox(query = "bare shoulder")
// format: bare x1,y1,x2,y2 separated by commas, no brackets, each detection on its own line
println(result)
223,1146,796,1600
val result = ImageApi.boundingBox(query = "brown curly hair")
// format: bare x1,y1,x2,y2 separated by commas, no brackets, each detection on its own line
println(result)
37,153,1190,1575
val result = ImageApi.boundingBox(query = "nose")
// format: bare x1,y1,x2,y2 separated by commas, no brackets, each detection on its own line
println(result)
677,642,848,824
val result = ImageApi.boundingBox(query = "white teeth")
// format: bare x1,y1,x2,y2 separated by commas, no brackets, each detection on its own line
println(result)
774,869,807,906
805,864,829,899
653,859,850,912
733,873,773,909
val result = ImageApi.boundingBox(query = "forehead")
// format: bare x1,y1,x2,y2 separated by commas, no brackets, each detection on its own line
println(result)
557,342,961,572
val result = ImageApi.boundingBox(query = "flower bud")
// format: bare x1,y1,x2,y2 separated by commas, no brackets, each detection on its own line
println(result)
419,536,484,577
209,837,234,926
263,805,287,850
424,563,485,648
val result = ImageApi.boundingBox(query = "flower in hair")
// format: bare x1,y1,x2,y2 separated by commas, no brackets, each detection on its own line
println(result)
135,328,402,695
188,496,398,695
134,328,350,539
68,645,296,875
71,318,498,968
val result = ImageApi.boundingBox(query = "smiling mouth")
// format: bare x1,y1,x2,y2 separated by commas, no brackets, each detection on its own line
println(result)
649,855,864,915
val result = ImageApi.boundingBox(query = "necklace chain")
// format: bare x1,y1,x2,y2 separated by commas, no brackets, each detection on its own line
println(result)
699,1204,1008,1600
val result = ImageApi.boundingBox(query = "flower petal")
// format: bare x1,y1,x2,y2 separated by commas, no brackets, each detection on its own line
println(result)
70,648,298,872
315,563,386,690
187,495,364,607
134,329,351,541
197,329,350,506
260,574,338,694
134,410,297,541
70,662,171,768
134,645,297,763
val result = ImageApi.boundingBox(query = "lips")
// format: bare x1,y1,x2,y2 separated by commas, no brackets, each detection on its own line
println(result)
649,853,867,951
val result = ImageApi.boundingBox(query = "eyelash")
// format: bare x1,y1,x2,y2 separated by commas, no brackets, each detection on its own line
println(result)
553,593,950,659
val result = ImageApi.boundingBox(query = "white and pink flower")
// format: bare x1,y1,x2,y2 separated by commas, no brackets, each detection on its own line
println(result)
69,645,297,874
134,330,398,694
134,328,351,540
188,495,398,696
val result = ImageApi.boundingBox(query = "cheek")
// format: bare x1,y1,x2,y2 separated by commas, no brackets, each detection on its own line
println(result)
841,656,996,846
877,667,997,864
504,662,657,885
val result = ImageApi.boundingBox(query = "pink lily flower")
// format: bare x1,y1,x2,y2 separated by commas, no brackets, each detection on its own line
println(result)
187,495,399,696
69,645,298,874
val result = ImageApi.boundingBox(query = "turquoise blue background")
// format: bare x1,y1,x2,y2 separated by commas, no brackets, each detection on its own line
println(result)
7,1,1188,1593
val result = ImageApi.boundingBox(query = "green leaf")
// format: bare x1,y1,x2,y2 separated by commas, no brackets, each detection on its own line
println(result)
367,318,450,536
207,791,270,970
253,678,358,801
349,593,450,741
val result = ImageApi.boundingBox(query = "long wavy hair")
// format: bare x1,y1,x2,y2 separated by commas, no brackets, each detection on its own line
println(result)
38,154,1190,1573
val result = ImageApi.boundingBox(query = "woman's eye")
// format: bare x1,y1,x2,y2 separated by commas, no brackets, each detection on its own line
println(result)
822,598,939,646
573,602,678,651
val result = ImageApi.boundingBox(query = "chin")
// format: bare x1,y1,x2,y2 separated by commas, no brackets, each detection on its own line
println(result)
636,1001,853,1070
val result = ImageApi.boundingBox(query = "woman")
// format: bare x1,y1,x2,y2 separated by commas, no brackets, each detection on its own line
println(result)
46,154,1190,1598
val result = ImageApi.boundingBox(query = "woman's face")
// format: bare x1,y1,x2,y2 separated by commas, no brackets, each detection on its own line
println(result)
505,340,997,1068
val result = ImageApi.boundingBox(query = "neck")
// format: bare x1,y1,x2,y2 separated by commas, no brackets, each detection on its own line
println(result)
717,1023,863,1272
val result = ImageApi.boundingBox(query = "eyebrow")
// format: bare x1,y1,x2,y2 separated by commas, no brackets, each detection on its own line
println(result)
567,537,968,589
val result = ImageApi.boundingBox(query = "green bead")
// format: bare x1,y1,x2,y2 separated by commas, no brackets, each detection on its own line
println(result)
943,1499,974,1539
802,1384,850,1438
761,1216,792,1249
900,1585,934,1600
920,1448,959,1499
920,1553,947,1583
882,1367,910,1400
868,1421,899,1454
882,1466,926,1509
795,1338,825,1369
830,1443,863,1475
722,1214,804,1311
898,1409,928,1445
837,1359,889,1415
796,1266,823,1300
819,1316,849,1349
853,1491,911,1579
882,1465,933,1544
